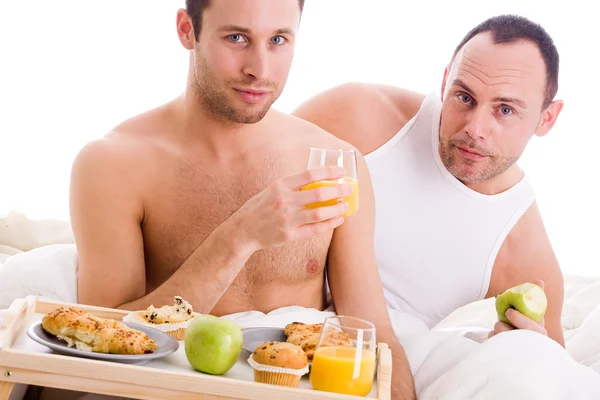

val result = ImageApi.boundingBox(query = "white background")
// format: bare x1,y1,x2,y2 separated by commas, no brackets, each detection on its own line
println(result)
0,1,598,276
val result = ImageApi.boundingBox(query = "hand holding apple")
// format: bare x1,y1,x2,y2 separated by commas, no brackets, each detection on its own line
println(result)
489,280,548,339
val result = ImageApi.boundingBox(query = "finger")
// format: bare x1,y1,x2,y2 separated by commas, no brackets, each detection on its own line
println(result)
534,279,545,291
298,201,349,225
505,309,546,334
294,182,353,205
284,167,346,190
493,321,514,334
290,216,345,240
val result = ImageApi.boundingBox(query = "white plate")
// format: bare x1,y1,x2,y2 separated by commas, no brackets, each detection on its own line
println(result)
241,326,287,355
27,321,179,364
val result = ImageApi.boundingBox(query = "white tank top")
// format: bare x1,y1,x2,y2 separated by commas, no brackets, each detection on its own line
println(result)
365,93,536,328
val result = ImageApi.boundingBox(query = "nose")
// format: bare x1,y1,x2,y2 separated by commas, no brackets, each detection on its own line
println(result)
242,44,268,81
464,106,492,140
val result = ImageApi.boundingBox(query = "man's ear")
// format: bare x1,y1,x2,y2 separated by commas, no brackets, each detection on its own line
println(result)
534,100,564,137
176,8,196,51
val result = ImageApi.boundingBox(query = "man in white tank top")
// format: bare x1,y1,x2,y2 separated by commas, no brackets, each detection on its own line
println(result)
294,15,566,346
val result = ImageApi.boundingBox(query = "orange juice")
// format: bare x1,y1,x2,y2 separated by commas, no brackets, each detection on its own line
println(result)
302,177,359,217
310,347,376,396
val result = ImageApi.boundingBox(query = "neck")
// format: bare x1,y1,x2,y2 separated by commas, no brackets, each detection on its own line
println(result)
172,87,268,156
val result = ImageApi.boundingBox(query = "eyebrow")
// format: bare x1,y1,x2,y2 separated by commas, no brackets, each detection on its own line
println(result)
452,79,475,95
218,25,295,37
218,25,251,33
495,96,527,109
274,28,295,37
452,79,527,109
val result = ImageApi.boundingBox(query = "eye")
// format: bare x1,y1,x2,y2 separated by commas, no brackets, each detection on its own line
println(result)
227,34,247,43
458,93,472,104
500,106,513,116
270,35,286,45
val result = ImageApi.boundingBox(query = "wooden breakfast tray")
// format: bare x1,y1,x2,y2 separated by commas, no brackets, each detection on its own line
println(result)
0,297,392,400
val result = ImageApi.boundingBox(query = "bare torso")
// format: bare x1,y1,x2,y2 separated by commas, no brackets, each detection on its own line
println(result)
108,101,349,316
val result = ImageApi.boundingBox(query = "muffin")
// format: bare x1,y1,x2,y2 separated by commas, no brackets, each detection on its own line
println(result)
247,341,309,387
123,296,197,340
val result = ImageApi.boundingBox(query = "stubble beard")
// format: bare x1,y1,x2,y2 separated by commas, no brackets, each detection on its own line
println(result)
192,49,279,124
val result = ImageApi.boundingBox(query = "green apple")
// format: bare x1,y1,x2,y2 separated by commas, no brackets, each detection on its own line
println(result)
495,282,547,327
184,314,243,375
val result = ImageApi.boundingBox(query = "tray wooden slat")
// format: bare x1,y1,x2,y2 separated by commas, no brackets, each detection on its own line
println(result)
0,297,34,350
376,343,392,400
0,382,15,400
34,299,130,321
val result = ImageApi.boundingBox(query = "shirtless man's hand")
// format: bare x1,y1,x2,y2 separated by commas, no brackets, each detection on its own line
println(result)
235,166,350,249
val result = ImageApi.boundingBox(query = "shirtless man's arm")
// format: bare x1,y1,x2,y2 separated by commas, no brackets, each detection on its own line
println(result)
327,151,415,399
71,137,351,312
295,82,565,346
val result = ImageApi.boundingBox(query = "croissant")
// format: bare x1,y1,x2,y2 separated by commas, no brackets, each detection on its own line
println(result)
41,307,158,355
284,322,323,337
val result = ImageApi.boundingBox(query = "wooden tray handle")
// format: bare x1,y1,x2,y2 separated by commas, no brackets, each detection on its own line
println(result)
376,342,392,400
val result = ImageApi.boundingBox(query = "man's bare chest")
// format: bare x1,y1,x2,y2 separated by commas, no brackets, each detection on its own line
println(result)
140,156,331,286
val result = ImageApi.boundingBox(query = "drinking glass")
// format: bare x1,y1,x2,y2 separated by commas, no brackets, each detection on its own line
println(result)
303,148,359,217
309,316,376,396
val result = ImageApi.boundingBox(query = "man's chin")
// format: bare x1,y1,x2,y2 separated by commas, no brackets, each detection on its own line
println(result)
454,174,483,184
448,165,488,184
230,109,270,124
225,96,275,123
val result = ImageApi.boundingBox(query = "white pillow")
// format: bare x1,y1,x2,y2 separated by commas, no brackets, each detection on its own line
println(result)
0,244,22,265
0,244,78,308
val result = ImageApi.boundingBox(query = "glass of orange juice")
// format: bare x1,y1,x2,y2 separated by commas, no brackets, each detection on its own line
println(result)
309,316,376,396
302,148,359,217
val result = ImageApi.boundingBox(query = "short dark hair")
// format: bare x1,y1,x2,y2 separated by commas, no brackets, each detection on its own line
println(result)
185,0,305,41
451,15,559,108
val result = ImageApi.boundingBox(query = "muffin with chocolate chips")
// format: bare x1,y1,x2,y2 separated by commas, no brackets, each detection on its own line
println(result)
123,296,199,340
247,341,309,387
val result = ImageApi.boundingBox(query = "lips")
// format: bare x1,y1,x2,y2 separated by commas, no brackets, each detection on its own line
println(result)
234,88,270,104
237,88,269,95
456,145,486,160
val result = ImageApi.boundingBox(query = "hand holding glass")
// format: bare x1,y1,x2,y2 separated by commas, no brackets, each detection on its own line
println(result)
302,148,359,218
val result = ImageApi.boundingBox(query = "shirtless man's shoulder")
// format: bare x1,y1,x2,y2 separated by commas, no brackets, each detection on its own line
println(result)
75,103,154,157
74,100,176,164
293,82,426,155
70,100,181,209
267,107,356,149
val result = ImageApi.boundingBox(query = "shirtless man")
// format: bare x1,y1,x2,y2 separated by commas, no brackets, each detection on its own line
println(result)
294,15,566,346
69,0,414,398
